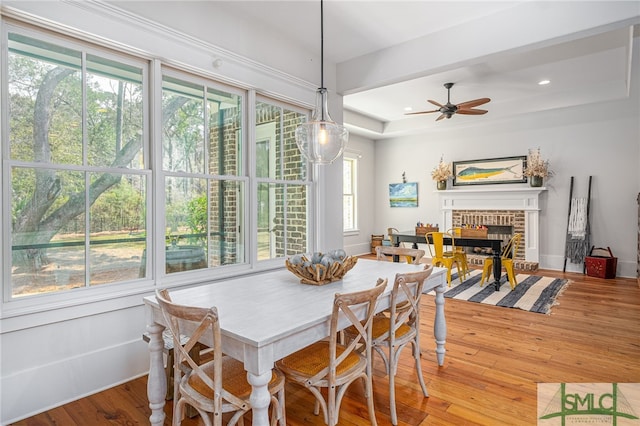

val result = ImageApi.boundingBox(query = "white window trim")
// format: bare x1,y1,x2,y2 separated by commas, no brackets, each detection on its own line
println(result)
0,14,318,325
343,151,359,234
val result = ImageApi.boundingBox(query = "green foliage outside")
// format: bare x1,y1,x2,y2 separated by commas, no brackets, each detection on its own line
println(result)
186,195,208,244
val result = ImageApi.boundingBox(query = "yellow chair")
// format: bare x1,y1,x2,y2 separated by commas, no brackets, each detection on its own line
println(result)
276,280,387,426
446,228,469,280
425,232,462,286
480,233,522,290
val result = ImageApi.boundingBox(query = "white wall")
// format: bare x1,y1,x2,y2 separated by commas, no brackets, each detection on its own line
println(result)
372,77,640,277
343,134,377,257
0,2,344,423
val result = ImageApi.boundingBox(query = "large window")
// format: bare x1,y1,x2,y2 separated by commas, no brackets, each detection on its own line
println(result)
255,99,310,260
6,29,147,299
2,23,313,305
343,155,357,232
160,73,245,273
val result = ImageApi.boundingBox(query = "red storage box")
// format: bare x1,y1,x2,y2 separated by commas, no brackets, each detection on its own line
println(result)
585,246,617,279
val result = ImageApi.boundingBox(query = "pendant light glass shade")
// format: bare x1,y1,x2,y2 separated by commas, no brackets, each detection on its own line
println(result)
295,0,349,165
295,88,349,165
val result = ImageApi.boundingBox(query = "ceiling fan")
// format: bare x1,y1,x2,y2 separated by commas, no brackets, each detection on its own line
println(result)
406,82,491,121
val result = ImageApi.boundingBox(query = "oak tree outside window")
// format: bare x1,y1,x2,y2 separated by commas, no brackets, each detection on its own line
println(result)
6,30,147,299
2,23,314,305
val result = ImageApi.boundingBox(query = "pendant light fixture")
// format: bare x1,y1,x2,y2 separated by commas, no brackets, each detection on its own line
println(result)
295,0,349,165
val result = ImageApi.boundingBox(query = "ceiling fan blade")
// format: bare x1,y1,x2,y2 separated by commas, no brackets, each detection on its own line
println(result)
435,113,447,121
456,108,488,115
456,98,491,109
428,99,443,108
405,109,440,115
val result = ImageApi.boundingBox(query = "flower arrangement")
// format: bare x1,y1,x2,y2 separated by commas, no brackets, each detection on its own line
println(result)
524,148,552,178
431,156,453,181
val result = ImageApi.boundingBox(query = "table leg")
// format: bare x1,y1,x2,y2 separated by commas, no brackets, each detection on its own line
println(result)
433,278,447,366
492,254,502,291
147,322,167,426
247,370,272,426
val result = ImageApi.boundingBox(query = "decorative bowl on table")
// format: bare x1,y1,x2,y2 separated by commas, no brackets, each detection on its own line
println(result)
285,249,358,286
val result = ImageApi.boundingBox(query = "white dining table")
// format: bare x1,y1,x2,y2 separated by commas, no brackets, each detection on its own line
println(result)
143,259,448,426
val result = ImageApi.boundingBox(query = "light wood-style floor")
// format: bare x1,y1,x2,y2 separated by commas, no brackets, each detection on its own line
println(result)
12,261,640,425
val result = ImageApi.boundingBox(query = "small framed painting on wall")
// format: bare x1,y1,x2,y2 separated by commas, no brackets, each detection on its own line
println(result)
389,182,418,207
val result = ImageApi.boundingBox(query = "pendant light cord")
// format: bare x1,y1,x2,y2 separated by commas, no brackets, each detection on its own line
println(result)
320,0,324,90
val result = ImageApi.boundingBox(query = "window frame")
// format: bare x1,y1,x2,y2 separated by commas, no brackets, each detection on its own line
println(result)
155,66,250,283
0,19,316,318
2,22,153,311
252,94,314,268
343,152,358,234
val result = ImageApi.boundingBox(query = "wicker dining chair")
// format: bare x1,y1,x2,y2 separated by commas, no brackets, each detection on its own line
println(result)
344,266,434,425
155,289,286,426
387,228,415,263
375,245,425,264
276,279,387,426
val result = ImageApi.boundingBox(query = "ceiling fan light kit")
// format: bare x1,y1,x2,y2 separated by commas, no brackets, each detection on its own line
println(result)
406,82,491,122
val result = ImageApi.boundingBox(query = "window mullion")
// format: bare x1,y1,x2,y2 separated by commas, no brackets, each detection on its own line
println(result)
279,106,287,252
82,50,91,288
247,89,257,265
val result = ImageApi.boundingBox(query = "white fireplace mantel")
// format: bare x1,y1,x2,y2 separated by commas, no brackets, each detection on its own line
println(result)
439,186,546,262
438,186,546,211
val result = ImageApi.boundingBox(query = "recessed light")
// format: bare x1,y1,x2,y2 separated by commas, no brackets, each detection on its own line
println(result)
404,107,413,112
538,79,550,85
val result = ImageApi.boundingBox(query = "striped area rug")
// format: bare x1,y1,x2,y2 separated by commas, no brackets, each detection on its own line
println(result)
435,269,570,314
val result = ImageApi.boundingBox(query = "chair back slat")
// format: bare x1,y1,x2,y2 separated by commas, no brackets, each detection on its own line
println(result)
443,231,457,252
501,233,522,259
376,245,425,264
387,227,399,242
155,289,249,412
426,232,449,258
156,290,221,397
388,266,433,338
308,279,387,384
369,266,433,425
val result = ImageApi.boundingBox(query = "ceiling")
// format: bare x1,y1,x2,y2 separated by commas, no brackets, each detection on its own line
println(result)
343,25,638,139
108,1,639,139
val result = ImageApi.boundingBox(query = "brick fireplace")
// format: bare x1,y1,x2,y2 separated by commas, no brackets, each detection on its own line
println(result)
439,187,546,269
452,210,524,258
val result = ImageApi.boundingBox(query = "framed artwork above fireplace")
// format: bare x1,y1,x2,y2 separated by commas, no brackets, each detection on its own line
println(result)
453,156,527,186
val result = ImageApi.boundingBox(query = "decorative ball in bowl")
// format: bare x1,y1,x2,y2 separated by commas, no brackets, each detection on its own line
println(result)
285,249,358,286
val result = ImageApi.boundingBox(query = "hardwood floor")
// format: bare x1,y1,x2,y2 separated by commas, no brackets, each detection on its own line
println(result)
12,264,640,425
